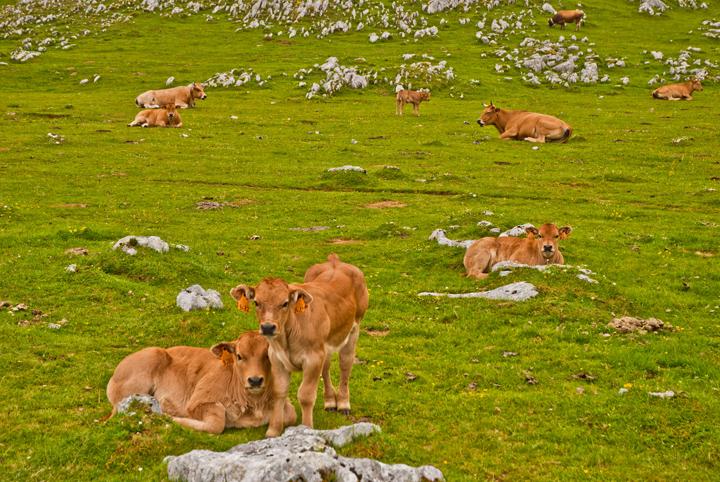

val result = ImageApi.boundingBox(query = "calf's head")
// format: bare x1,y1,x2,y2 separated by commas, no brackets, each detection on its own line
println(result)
690,78,703,92
164,103,177,120
211,331,272,394
230,278,313,339
477,102,499,127
192,82,207,100
525,223,572,259
420,90,431,101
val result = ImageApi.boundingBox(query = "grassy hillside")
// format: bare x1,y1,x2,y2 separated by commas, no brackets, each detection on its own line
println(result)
1,0,719,480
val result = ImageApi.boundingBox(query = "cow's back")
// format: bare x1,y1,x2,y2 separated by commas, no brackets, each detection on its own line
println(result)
305,255,368,319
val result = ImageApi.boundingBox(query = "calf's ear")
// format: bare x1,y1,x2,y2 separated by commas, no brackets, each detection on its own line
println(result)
211,342,236,358
559,226,572,239
289,289,313,314
525,226,539,237
230,285,255,312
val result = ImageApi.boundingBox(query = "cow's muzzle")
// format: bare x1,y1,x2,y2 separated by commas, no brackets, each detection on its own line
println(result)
542,245,554,257
260,323,276,337
477,120,485,126
200,94,207,99
247,376,264,389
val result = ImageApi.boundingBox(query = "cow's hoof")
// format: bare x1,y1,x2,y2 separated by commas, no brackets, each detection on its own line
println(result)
324,407,337,412
339,409,351,416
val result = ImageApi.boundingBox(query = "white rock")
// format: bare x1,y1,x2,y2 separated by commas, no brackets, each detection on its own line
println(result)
118,394,163,414
499,223,535,237
166,424,444,482
327,165,366,173
113,235,170,255
428,229,474,249
418,282,539,302
648,390,675,399
166,76,175,85
65,264,77,273
176,285,224,312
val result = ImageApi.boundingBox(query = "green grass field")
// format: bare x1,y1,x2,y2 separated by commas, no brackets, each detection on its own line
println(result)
1,1,719,480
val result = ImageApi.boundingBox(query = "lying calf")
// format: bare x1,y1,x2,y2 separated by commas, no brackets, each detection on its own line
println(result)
477,102,572,143
106,331,296,433
135,82,207,109
464,223,572,278
652,79,703,101
128,103,182,128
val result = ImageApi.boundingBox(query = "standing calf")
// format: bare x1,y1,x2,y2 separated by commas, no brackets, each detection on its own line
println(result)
231,254,369,437
464,224,572,278
548,10,585,31
396,89,431,116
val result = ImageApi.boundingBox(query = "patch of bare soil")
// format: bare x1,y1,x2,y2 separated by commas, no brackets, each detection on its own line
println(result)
53,203,87,208
196,199,253,210
365,200,407,209
65,247,89,256
328,238,362,245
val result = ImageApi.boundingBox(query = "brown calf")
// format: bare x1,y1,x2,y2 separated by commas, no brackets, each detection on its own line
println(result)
396,89,431,116
464,223,572,278
128,103,182,128
230,254,369,437
106,331,296,433
477,102,572,143
135,82,207,108
652,79,703,100
548,10,585,31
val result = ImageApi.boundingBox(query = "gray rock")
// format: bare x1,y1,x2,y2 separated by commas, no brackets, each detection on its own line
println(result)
113,235,170,255
176,285,224,312
477,220,493,227
418,281,539,302
165,424,444,482
428,229,474,249
65,264,77,273
327,165,367,173
118,394,163,415
498,223,534,237
648,390,675,399
577,274,598,284
491,261,550,272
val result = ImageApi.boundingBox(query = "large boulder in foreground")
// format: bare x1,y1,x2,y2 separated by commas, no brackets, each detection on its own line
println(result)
165,423,444,482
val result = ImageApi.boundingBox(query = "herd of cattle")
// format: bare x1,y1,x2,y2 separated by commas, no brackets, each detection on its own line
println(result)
108,8,707,438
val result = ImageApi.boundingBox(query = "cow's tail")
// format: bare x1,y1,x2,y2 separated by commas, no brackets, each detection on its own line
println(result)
327,253,340,266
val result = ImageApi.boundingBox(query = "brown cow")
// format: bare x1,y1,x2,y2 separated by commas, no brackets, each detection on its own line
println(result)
477,102,572,143
128,103,182,128
230,254,369,437
464,223,572,278
548,10,585,31
106,331,296,434
396,89,431,116
652,79,703,100
135,82,207,108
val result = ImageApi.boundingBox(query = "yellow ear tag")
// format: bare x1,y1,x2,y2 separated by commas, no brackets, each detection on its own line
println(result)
237,295,249,313
294,298,306,314
221,349,234,367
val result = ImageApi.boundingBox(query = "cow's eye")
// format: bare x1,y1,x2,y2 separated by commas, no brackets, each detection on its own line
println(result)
236,355,243,361
281,301,289,309
554,235,559,239
254,301,261,309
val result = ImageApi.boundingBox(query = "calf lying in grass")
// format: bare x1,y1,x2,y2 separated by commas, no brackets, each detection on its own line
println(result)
477,102,572,143
128,103,182,128
464,223,572,278
652,79,703,100
135,82,207,108
106,331,296,434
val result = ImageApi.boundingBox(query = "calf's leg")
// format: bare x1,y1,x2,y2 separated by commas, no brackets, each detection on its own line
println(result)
297,358,323,428
336,323,360,415
322,354,338,410
173,402,225,434
266,365,291,437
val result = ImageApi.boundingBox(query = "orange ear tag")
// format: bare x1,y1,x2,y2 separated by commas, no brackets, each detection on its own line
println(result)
237,295,249,313
294,298,306,314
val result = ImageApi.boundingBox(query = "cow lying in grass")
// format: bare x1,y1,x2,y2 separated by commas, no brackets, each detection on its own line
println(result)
477,102,572,143
464,224,572,278
396,89,430,116
106,331,296,433
128,103,182,128
652,79,703,100
135,82,207,108
548,10,585,31
231,254,369,437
